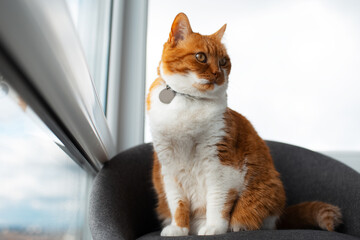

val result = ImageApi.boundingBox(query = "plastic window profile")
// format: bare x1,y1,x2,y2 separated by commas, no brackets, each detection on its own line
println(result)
0,0,116,168
66,0,113,110
106,0,148,152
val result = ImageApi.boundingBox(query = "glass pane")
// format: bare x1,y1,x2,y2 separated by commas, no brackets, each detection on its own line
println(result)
66,0,112,111
145,0,360,171
0,77,91,239
322,152,360,173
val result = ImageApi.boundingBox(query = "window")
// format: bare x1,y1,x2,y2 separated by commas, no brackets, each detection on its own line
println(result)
0,79,91,239
0,0,149,238
0,0,126,239
65,0,113,111
145,0,360,172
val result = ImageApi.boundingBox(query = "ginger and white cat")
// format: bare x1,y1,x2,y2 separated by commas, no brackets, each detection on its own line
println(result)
146,13,342,236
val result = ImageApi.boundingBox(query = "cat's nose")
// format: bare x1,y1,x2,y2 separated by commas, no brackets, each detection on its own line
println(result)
212,70,220,77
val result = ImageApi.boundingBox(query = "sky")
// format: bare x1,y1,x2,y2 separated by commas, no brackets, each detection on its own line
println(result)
144,0,360,153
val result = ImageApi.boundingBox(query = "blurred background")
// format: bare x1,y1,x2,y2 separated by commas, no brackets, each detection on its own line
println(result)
0,0,359,239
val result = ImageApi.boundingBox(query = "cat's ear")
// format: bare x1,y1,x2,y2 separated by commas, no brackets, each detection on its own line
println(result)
212,24,227,41
169,13,193,43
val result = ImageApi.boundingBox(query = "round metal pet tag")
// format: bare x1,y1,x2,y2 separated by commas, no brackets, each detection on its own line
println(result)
159,88,176,104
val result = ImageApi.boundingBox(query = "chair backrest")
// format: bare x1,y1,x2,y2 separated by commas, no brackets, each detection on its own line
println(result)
89,143,160,240
89,141,360,239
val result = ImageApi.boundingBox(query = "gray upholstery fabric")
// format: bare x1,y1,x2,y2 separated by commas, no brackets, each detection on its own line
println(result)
89,141,360,240
267,141,360,237
89,144,159,240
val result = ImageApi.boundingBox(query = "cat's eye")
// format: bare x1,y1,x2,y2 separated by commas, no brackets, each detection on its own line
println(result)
195,52,207,63
219,58,227,66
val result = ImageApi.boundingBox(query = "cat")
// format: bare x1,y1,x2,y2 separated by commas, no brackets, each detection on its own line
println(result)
146,12,342,236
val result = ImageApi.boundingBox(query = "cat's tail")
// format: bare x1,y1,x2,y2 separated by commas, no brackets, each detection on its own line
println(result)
277,201,342,231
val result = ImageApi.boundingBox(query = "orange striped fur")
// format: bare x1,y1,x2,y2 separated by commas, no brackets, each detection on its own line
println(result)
279,201,342,231
152,152,171,222
175,200,190,228
146,77,164,111
220,108,286,231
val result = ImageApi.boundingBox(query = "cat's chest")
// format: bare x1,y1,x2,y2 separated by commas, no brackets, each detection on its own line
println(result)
161,150,247,213
163,156,210,210
148,85,226,137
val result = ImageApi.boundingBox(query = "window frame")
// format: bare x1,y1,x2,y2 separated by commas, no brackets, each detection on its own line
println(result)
0,0,149,168
0,0,148,238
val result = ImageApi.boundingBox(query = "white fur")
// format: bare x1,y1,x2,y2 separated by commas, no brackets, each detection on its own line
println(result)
161,225,189,236
195,78,211,84
148,67,247,236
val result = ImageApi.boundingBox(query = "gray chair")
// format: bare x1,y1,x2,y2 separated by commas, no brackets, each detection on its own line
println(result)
89,141,360,240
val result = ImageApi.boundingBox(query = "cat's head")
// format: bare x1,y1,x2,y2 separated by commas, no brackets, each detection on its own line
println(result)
160,13,231,100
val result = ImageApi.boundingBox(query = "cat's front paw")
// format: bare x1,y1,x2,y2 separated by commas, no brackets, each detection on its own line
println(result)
198,223,228,235
161,225,189,236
